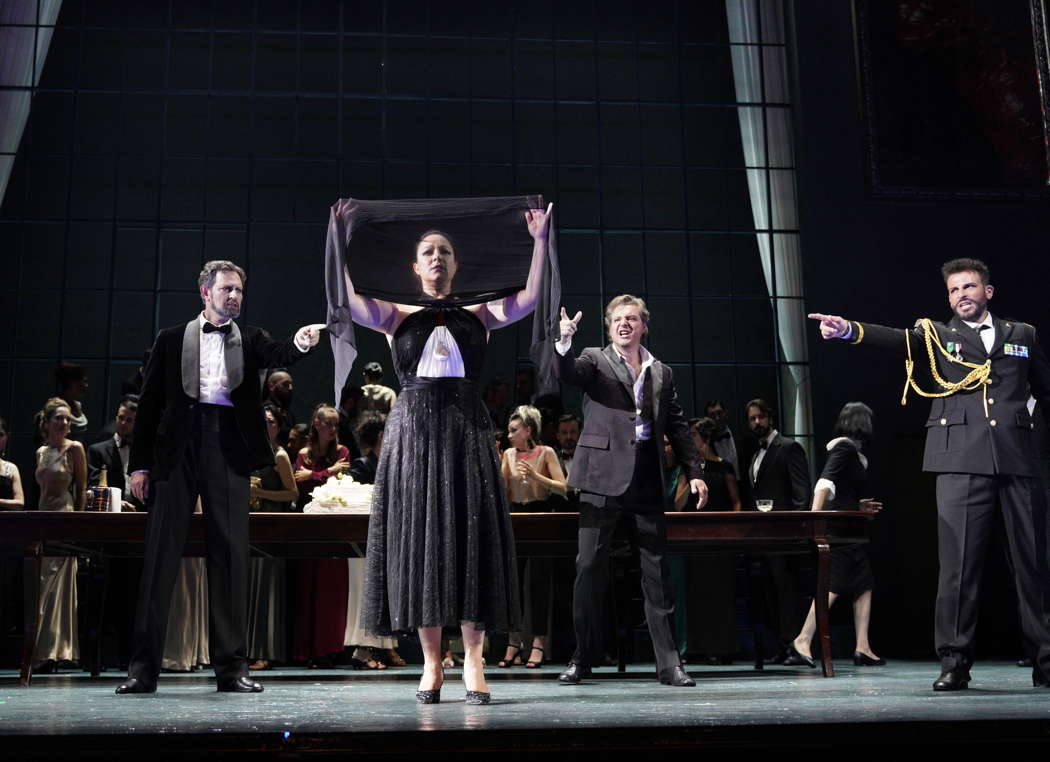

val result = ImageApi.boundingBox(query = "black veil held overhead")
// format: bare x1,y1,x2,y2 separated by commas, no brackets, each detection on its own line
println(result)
324,195,562,400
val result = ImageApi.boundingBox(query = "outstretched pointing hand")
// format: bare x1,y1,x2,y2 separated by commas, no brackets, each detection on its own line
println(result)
807,313,850,340
559,307,583,342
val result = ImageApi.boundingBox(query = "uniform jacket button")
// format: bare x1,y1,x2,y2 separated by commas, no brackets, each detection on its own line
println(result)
987,398,994,405
990,419,997,427
940,418,947,426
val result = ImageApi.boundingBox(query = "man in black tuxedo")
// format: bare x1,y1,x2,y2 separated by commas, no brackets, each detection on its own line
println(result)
554,296,708,687
87,398,143,512
810,257,1050,691
744,398,811,664
116,260,324,694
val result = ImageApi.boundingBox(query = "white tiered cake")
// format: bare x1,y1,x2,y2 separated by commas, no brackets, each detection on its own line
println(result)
303,474,374,514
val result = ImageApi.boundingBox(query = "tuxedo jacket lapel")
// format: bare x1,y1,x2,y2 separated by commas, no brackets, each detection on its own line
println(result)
755,435,781,487
225,321,244,391
181,320,199,399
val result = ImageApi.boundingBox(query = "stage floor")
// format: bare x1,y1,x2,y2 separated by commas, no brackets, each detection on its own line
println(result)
3,661,1050,757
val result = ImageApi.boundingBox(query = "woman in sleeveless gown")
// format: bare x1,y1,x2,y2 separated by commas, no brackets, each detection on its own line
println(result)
33,398,86,669
498,404,567,669
341,200,552,703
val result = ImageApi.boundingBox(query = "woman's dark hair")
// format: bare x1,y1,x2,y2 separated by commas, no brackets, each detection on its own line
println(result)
832,401,874,445
416,229,457,259
304,403,341,467
691,417,718,446
54,362,86,388
355,413,386,450
264,403,289,451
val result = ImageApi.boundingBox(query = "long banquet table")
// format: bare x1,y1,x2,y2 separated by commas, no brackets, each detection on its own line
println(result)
0,510,873,685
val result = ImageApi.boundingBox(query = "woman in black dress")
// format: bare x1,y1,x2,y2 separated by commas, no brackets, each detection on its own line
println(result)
786,402,884,667
340,200,553,704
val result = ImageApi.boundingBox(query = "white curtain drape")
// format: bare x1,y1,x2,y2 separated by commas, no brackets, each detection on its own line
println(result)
0,0,63,208
726,0,811,448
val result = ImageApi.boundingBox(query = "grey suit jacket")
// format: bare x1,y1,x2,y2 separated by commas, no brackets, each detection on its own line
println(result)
554,344,702,505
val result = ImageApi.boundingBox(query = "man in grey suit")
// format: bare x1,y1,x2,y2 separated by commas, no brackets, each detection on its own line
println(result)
811,257,1050,691
555,295,708,687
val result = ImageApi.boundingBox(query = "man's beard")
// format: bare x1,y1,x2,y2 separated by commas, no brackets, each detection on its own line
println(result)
214,301,241,320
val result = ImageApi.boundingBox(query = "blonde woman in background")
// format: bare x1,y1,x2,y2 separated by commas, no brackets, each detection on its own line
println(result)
33,397,86,670
498,404,567,669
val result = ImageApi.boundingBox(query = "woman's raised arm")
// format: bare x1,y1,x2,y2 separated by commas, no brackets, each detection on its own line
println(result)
479,202,552,331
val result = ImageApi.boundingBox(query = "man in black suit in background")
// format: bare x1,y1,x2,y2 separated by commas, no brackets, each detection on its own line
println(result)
811,257,1050,691
745,398,811,665
554,296,708,687
87,398,143,512
116,260,325,695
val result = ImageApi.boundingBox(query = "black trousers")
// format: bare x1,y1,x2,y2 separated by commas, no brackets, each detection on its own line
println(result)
127,404,251,688
571,443,680,673
935,472,1050,680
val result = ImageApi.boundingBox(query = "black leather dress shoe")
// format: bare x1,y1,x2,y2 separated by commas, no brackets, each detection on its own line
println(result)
217,676,264,693
932,669,970,692
657,665,696,687
558,662,592,684
782,647,816,668
115,678,155,694
763,649,788,665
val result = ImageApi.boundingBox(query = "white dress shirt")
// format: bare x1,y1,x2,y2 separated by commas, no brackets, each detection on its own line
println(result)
199,314,234,406
962,312,995,354
556,337,655,441
113,432,131,482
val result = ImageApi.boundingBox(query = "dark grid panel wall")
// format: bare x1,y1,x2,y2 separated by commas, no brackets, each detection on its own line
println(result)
0,0,798,473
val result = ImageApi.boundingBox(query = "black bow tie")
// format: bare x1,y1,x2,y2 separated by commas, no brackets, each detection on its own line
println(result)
759,440,769,450
203,322,232,335
974,324,990,333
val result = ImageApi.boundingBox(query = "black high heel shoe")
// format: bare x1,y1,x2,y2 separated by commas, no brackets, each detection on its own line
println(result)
853,652,886,666
416,688,441,704
498,643,523,669
525,647,545,669
782,645,816,668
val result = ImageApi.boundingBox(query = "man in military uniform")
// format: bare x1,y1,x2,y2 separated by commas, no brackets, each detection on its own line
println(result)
809,257,1050,692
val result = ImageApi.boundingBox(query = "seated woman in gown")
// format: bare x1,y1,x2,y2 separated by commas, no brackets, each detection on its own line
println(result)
341,200,553,704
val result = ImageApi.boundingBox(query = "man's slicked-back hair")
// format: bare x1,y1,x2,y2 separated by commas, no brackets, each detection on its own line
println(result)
198,260,247,291
604,294,650,330
941,258,990,286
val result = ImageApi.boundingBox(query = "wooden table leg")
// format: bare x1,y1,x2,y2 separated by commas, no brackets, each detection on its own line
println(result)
20,542,42,687
814,537,834,677
747,557,765,671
